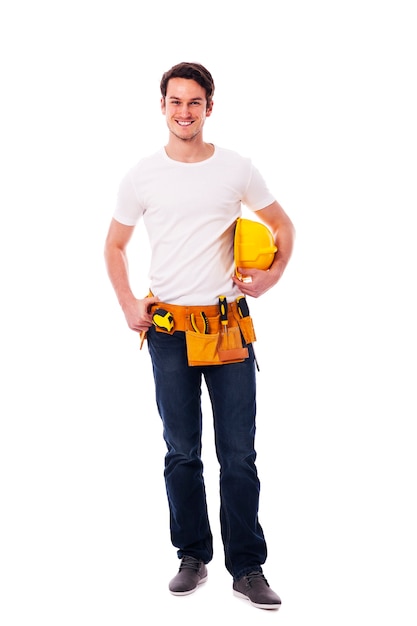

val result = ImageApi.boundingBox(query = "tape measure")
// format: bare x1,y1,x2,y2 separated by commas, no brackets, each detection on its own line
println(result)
152,308,174,332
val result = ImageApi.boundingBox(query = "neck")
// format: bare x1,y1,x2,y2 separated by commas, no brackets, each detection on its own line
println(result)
165,136,214,163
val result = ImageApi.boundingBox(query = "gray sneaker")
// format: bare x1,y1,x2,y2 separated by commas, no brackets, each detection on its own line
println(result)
233,571,281,610
169,555,208,596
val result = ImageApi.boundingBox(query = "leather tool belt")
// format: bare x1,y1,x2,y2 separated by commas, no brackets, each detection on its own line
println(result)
144,299,257,366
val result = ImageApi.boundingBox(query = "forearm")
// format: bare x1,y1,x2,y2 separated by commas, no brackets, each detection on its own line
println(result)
268,218,296,283
104,245,136,310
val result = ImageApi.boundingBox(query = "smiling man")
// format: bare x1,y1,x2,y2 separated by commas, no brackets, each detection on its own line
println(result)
163,79,212,145
104,62,295,610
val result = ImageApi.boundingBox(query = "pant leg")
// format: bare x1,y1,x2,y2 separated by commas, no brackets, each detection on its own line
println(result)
203,344,267,580
147,327,213,563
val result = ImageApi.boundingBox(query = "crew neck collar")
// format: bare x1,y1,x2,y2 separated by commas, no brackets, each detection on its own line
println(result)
162,144,216,164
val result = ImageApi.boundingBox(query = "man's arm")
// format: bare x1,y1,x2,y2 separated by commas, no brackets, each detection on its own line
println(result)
104,218,159,332
232,200,295,298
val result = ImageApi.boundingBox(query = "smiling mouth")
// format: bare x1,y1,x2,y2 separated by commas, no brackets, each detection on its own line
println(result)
176,120,193,126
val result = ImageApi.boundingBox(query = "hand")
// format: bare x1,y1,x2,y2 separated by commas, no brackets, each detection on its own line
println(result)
122,295,160,332
232,264,284,298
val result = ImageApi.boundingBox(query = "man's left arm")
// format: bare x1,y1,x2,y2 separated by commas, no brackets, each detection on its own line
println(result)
232,200,295,298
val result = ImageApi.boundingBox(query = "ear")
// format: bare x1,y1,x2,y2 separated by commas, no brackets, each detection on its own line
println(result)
206,100,214,117
161,97,166,114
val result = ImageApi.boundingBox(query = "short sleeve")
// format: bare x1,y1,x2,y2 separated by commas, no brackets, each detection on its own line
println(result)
242,164,276,212
113,171,144,226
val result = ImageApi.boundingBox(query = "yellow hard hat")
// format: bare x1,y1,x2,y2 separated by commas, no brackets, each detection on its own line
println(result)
234,217,277,271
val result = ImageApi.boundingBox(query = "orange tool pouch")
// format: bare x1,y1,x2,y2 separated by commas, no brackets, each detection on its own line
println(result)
148,300,256,366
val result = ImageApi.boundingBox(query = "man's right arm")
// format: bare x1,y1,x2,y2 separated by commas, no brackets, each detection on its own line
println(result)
104,218,158,332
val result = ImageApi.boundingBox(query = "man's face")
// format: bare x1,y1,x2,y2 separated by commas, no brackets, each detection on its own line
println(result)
161,77,213,141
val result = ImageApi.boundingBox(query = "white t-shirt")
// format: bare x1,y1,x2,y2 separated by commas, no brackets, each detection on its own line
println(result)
114,145,275,305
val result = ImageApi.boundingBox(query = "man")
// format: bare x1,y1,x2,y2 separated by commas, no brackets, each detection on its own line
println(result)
104,62,295,610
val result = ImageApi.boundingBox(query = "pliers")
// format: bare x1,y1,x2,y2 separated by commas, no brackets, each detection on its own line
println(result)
190,311,209,334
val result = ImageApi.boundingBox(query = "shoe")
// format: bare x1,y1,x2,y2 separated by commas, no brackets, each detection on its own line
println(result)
233,571,281,610
169,555,208,596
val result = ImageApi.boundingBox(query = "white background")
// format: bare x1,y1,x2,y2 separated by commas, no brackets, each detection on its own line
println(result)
1,1,416,624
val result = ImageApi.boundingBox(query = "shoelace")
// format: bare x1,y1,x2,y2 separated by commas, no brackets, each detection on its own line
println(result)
246,571,270,586
179,556,201,571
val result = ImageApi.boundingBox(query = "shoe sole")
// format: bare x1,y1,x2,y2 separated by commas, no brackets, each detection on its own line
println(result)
233,589,281,610
169,575,208,596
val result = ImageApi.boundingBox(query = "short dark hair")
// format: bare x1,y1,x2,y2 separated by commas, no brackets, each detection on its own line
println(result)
160,62,215,108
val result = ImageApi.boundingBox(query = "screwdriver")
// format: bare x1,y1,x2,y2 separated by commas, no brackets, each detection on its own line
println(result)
236,295,250,318
236,295,260,371
219,296,228,335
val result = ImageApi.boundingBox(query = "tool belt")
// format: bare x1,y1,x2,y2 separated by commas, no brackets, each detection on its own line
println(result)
145,298,257,366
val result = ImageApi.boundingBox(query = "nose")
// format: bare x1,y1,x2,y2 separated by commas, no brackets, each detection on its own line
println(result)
178,103,191,117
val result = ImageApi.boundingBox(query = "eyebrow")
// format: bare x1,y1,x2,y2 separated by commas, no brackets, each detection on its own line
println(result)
168,96,204,101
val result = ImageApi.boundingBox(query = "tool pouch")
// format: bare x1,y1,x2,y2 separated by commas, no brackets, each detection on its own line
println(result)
236,315,257,345
217,326,249,363
185,313,249,366
150,299,256,366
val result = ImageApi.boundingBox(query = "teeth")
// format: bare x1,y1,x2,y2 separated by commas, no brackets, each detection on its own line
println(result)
177,121,192,126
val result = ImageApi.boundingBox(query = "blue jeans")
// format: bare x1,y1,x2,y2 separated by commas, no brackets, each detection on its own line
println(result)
147,326,267,580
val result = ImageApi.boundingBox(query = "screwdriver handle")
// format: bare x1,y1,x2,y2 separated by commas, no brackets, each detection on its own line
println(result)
236,295,250,318
219,296,228,327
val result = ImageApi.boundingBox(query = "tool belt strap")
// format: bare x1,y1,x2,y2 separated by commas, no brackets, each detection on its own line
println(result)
150,300,241,332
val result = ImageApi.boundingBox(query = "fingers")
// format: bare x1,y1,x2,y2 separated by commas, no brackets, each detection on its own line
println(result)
143,296,160,322
232,268,271,298
145,295,160,305
125,296,160,332
235,267,254,280
144,295,160,312
232,268,254,289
